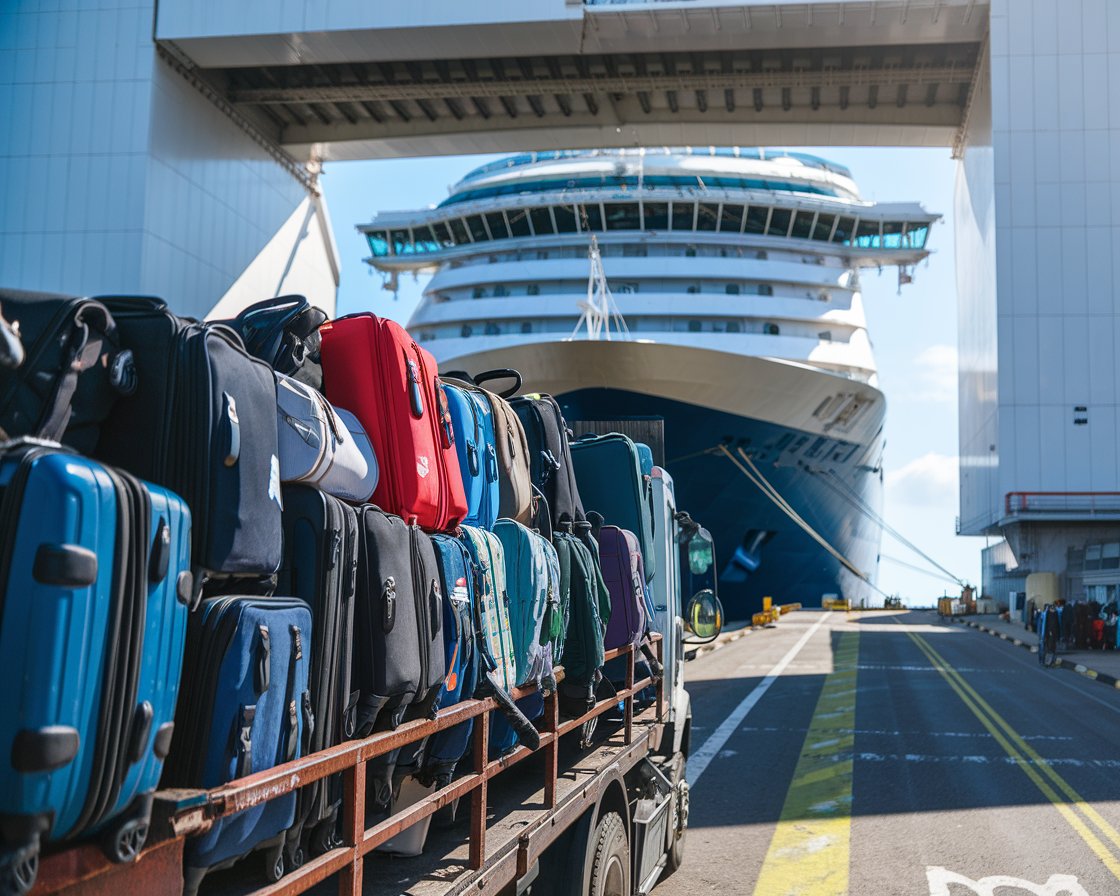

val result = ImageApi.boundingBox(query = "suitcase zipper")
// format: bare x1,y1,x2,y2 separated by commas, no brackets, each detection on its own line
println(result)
413,345,449,529
409,525,431,702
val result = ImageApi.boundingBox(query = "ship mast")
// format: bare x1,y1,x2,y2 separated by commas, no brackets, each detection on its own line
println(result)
568,231,631,342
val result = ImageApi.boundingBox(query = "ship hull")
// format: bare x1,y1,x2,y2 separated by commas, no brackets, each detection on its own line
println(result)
435,339,885,619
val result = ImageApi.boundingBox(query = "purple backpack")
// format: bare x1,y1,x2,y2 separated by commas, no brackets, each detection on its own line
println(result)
598,526,647,651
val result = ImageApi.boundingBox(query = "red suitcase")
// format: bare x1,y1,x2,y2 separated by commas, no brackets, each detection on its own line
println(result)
320,313,467,530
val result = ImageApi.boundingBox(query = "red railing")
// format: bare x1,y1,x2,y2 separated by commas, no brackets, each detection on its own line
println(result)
1005,492,1120,517
94,638,663,896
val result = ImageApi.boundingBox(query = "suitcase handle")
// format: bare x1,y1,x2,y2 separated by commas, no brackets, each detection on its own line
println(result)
473,368,522,398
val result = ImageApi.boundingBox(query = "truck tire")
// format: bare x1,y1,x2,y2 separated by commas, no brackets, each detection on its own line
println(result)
663,754,688,877
587,812,629,896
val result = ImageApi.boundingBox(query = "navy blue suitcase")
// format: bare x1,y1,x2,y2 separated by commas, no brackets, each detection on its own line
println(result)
441,382,501,530
0,440,192,895
163,596,312,894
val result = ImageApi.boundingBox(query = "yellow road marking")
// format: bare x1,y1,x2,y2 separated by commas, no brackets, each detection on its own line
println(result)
903,626,1120,883
753,631,858,896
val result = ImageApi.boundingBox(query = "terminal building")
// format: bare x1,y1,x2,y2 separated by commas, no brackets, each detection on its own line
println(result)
3,0,1120,602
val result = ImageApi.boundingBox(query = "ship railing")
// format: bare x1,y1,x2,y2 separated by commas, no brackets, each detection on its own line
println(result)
1005,492,1120,517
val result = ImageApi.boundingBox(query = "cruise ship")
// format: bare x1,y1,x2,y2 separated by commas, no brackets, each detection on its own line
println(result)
360,148,936,617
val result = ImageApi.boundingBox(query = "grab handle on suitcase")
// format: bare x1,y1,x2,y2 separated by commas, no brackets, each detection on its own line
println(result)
222,393,240,466
478,675,540,752
473,368,522,399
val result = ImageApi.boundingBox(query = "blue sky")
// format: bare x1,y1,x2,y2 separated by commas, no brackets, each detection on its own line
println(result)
321,147,988,605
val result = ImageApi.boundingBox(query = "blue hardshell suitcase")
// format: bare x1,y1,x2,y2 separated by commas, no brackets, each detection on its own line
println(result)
164,596,312,895
0,440,192,894
442,382,501,530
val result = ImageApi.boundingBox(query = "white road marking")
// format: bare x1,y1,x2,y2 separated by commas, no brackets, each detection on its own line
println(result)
687,613,830,787
856,752,1120,769
927,867,1089,896
737,725,1074,742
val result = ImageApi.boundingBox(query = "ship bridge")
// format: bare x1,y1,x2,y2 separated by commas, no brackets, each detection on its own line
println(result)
156,1,987,160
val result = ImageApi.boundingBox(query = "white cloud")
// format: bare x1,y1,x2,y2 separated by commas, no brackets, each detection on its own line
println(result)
885,452,959,506
904,343,958,403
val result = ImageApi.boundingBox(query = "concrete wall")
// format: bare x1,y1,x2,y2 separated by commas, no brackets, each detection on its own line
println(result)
0,0,337,320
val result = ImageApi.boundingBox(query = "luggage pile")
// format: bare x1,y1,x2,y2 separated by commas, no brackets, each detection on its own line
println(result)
0,290,666,895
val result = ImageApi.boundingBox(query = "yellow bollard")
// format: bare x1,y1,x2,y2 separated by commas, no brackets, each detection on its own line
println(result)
763,596,772,612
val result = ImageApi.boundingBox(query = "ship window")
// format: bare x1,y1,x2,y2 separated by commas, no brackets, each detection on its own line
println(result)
1103,542,1120,570
643,202,669,230
670,203,694,231
390,230,411,255
527,284,540,296
881,220,905,249
719,204,745,232
726,284,740,295
767,208,792,237
486,213,512,241
854,220,881,248
833,216,856,245
472,287,486,299
484,322,500,335
521,321,533,334
758,284,773,296
467,216,489,242
819,330,832,342
367,232,390,257
756,250,768,260
696,203,720,231
686,285,700,294
804,436,827,458
790,212,814,240
605,203,640,231
494,285,509,297
688,320,702,332
449,218,470,245
461,324,473,338
744,206,768,234
583,204,604,231
813,214,836,242
507,209,532,238
622,244,647,257
616,283,638,294
529,207,554,235
685,246,697,257
764,322,780,335
553,205,579,233
907,224,929,248
727,321,741,333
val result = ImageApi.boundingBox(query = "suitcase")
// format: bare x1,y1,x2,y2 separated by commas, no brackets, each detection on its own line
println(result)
0,441,191,893
94,297,283,590
570,433,656,583
218,295,328,390
276,373,378,504
597,526,649,651
0,290,133,453
277,486,360,861
352,506,445,738
442,376,532,526
553,522,610,715
164,596,312,895
493,519,560,691
441,381,501,529
507,391,585,537
319,313,467,531
635,442,654,477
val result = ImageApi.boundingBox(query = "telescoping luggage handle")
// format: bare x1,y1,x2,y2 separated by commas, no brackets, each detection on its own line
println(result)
471,369,523,399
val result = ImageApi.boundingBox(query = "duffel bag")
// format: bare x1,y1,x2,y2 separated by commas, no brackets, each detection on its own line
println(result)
276,373,378,503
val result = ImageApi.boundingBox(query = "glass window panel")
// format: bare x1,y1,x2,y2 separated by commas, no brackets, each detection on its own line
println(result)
907,224,929,248
467,216,489,242
670,203,695,231
833,217,855,244
582,203,604,231
767,208,791,237
449,218,470,244
605,203,641,230
390,230,411,254
485,212,511,240
507,209,532,238
790,212,814,240
553,205,578,233
813,214,835,242
719,204,745,232
367,232,390,257
643,202,669,230
529,207,554,235
744,206,768,234
696,203,720,231
854,220,881,248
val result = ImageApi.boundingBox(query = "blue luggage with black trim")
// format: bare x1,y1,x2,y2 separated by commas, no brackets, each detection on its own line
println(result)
0,440,192,895
442,382,501,530
162,595,312,895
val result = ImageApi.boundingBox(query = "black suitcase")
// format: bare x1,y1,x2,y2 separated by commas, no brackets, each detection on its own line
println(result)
277,485,359,861
94,297,282,593
508,391,585,537
0,289,134,452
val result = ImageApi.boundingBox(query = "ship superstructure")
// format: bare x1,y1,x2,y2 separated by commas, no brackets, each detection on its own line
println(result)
361,147,935,615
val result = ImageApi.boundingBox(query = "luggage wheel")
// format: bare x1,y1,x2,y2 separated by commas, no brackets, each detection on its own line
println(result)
310,823,337,856
285,841,306,870
263,844,285,883
103,814,149,863
0,843,38,896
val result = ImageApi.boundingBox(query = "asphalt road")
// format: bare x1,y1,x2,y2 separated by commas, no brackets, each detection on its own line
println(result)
655,609,1120,896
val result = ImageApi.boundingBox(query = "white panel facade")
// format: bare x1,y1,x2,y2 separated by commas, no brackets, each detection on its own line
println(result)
959,0,1120,534
0,0,337,320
